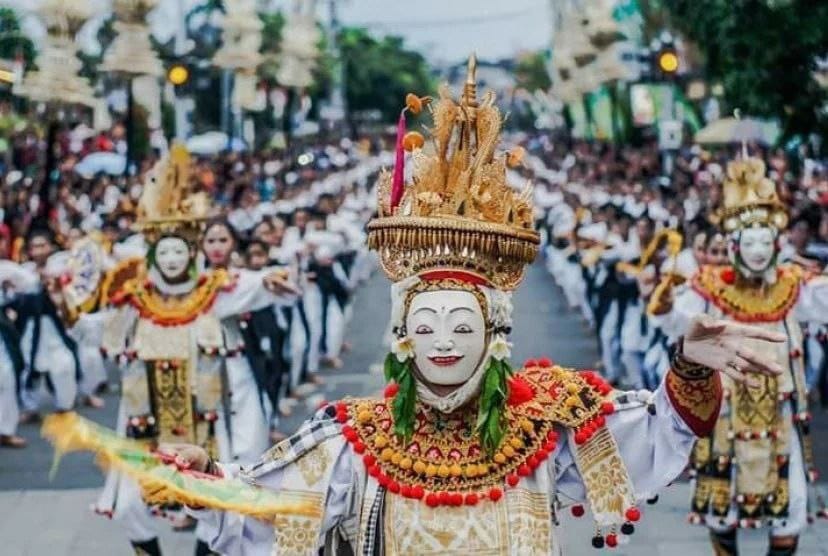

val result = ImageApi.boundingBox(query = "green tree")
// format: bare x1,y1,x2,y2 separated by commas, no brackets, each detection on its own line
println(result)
0,7,36,68
338,28,434,127
658,0,828,142
515,50,552,92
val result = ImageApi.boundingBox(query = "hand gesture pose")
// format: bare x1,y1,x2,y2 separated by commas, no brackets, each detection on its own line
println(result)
263,270,301,296
682,315,785,387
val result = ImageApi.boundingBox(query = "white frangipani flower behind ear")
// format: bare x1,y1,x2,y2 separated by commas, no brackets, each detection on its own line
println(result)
391,336,415,363
388,275,421,336
489,335,513,361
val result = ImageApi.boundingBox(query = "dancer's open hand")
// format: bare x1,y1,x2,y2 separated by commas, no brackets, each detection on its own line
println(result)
682,315,785,387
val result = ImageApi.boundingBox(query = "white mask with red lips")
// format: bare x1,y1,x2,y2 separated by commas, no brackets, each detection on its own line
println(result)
390,280,513,414
154,236,192,282
729,226,779,283
406,290,488,386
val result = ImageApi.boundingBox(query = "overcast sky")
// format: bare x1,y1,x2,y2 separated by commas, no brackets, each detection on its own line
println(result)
3,0,553,66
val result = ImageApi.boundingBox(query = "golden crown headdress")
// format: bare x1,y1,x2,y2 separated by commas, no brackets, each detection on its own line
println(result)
715,154,788,233
135,144,211,244
367,55,539,290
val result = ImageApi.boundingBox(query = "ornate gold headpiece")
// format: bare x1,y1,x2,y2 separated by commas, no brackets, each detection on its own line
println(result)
715,155,788,233
367,55,539,290
135,144,211,244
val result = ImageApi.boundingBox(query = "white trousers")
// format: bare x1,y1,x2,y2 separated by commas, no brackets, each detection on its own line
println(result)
598,301,621,382
324,300,346,360
69,313,108,396
0,343,19,436
217,357,270,464
20,362,77,412
289,304,308,390
302,285,323,375
20,318,77,411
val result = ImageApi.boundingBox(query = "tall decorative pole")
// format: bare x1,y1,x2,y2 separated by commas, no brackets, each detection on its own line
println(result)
16,0,97,218
326,0,346,131
276,0,320,143
212,0,263,151
100,0,163,176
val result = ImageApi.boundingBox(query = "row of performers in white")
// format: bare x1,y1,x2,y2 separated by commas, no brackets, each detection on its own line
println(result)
0,151,380,460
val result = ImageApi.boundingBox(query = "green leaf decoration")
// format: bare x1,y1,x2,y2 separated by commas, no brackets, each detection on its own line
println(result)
383,352,397,382
384,350,515,455
476,356,513,456
392,364,416,440
385,353,417,443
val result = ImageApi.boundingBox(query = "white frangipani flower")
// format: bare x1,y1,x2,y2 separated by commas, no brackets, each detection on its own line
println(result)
489,335,512,361
391,336,415,362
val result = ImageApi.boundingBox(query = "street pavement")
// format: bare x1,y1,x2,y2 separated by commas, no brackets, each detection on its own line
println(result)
3,262,828,554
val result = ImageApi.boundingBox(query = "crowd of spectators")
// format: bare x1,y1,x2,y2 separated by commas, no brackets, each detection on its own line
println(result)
522,134,828,269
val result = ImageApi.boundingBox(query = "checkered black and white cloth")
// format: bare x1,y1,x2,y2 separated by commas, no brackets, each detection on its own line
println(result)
242,404,343,481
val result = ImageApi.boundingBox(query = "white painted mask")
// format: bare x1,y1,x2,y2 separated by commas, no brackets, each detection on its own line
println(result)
154,236,192,281
733,227,776,275
406,290,487,386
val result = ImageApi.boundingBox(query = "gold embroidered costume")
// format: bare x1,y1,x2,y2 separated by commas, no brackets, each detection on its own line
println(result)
94,146,294,528
174,56,722,555
44,58,729,556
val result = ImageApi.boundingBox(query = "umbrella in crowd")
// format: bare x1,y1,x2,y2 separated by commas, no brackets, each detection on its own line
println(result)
695,116,781,146
74,152,127,177
186,131,247,155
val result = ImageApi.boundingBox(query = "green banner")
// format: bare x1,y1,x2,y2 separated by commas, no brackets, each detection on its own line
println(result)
586,86,615,141
568,100,591,139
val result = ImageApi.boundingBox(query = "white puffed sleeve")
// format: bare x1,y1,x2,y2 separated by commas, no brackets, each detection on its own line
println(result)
794,276,828,324
556,381,696,504
212,268,297,320
191,436,357,555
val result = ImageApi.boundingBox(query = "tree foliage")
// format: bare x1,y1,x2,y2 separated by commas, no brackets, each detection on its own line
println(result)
0,8,35,68
658,0,828,140
515,50,551,92
338,28,434,123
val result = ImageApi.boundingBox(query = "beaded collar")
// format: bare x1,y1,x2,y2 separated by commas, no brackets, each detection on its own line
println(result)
335,362,615,508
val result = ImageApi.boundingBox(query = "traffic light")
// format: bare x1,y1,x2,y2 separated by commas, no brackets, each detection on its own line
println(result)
167,63,191,91
656,48,679,76
650,31,680,80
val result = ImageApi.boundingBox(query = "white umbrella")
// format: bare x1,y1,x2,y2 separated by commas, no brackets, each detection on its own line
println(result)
695,117,780,146
186,131,247,155
74,152,127,177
